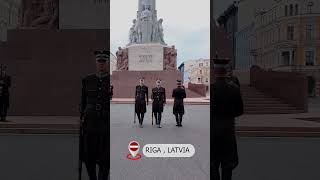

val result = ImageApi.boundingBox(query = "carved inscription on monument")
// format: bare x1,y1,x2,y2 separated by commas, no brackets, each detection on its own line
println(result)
139,55,153,63
128,44,164,71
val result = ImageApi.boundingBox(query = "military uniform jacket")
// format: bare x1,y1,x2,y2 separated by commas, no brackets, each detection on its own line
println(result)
172,87,186,114
135,85,148,113
0,75,11,106
228,75,240,87
212,79,243,169
151,87,166,113
81,73,111,135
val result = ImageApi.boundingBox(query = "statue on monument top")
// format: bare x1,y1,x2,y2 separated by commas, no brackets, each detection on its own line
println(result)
18,0,58,29
128,0,166,45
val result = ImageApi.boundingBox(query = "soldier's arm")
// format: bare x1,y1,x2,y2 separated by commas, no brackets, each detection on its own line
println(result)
135,86,137,97
146,87,149,104
80,78,87,118
151,89,153,100
7,76,11,88
234,89,244,118
183,89,186,99
164,88,166,104
110,85,113,100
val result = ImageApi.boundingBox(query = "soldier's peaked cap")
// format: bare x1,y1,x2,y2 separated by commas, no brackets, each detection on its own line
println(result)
213,56,230,76
177,80,182,85
94,50,110,61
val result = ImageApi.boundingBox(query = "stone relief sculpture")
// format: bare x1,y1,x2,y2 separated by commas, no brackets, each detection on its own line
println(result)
116,47,129,70
19,0,58,29
164,46,177,70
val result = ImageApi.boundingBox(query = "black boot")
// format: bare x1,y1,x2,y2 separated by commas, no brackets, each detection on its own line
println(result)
175,114,179,126
221,168,232,180
140,113,144,128
157,113,162,128
179,114,183,127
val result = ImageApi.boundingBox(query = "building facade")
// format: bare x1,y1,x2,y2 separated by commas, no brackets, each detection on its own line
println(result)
235,0,273,71
251,0,320,96
0,0,21,42
235,23,255,70
217,2,238,69
179,58,210,94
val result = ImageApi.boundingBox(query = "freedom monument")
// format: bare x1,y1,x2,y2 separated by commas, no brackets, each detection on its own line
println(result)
112,0,202,98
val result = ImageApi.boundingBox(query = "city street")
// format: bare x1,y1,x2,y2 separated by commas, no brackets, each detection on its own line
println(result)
110,104,210,180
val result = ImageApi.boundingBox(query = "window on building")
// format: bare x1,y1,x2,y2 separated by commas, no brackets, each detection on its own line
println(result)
198,78,201,83
307,2,313,14
199,70,202,74
290,4,293,16
206,62,209,66
206,78,208,83
305,50,315,66
199,63,203,67
285,5,288,16
295,4,299,15
287,25,294,40
306,24,314,40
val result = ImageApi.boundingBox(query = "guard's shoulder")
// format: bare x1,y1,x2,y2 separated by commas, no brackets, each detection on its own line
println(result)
82,73,96,80
227,81,240,90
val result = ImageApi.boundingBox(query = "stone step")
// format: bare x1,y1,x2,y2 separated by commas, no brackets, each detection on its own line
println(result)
0,123,79,129
0,128,78,134
244,104,295,107
244,110,305,114
243,100,287,104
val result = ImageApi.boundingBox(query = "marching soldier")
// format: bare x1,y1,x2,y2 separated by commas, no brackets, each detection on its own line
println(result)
80,50,112,180
212,58,243,180
0,65,11,122
135,77,148,128
151,79,166,128
172,80,186,127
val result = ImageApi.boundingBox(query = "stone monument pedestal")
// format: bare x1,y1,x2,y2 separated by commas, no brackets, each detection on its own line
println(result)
111,70,203,98
111,70,182,98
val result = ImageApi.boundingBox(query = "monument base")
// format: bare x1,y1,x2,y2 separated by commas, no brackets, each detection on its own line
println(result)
111,70,203,98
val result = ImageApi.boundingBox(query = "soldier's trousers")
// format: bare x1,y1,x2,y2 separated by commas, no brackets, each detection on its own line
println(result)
137,113,145,124
174,113,183,125
213,166,232,180
85,161,109,180
153,112,162,125
0,102,8,121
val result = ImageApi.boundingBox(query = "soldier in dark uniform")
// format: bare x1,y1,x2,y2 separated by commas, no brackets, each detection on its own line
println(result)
80,50,112,180
0,65,11,122
172,80,186,127
135,78,148,128
151,79,166,128
212,58,243,180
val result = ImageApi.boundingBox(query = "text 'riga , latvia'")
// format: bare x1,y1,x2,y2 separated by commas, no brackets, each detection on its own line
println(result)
142,144,195,157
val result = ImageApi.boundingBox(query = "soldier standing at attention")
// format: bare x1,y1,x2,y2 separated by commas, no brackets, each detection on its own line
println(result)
172,80,186,127
151,79,166,128
80,50,112,180
212,58,244,180
0,65,11,122
135,78,148,128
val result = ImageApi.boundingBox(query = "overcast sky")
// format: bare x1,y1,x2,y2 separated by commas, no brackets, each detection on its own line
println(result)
110,0,210,66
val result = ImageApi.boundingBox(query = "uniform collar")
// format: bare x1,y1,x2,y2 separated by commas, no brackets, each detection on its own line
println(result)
96,71,108,78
